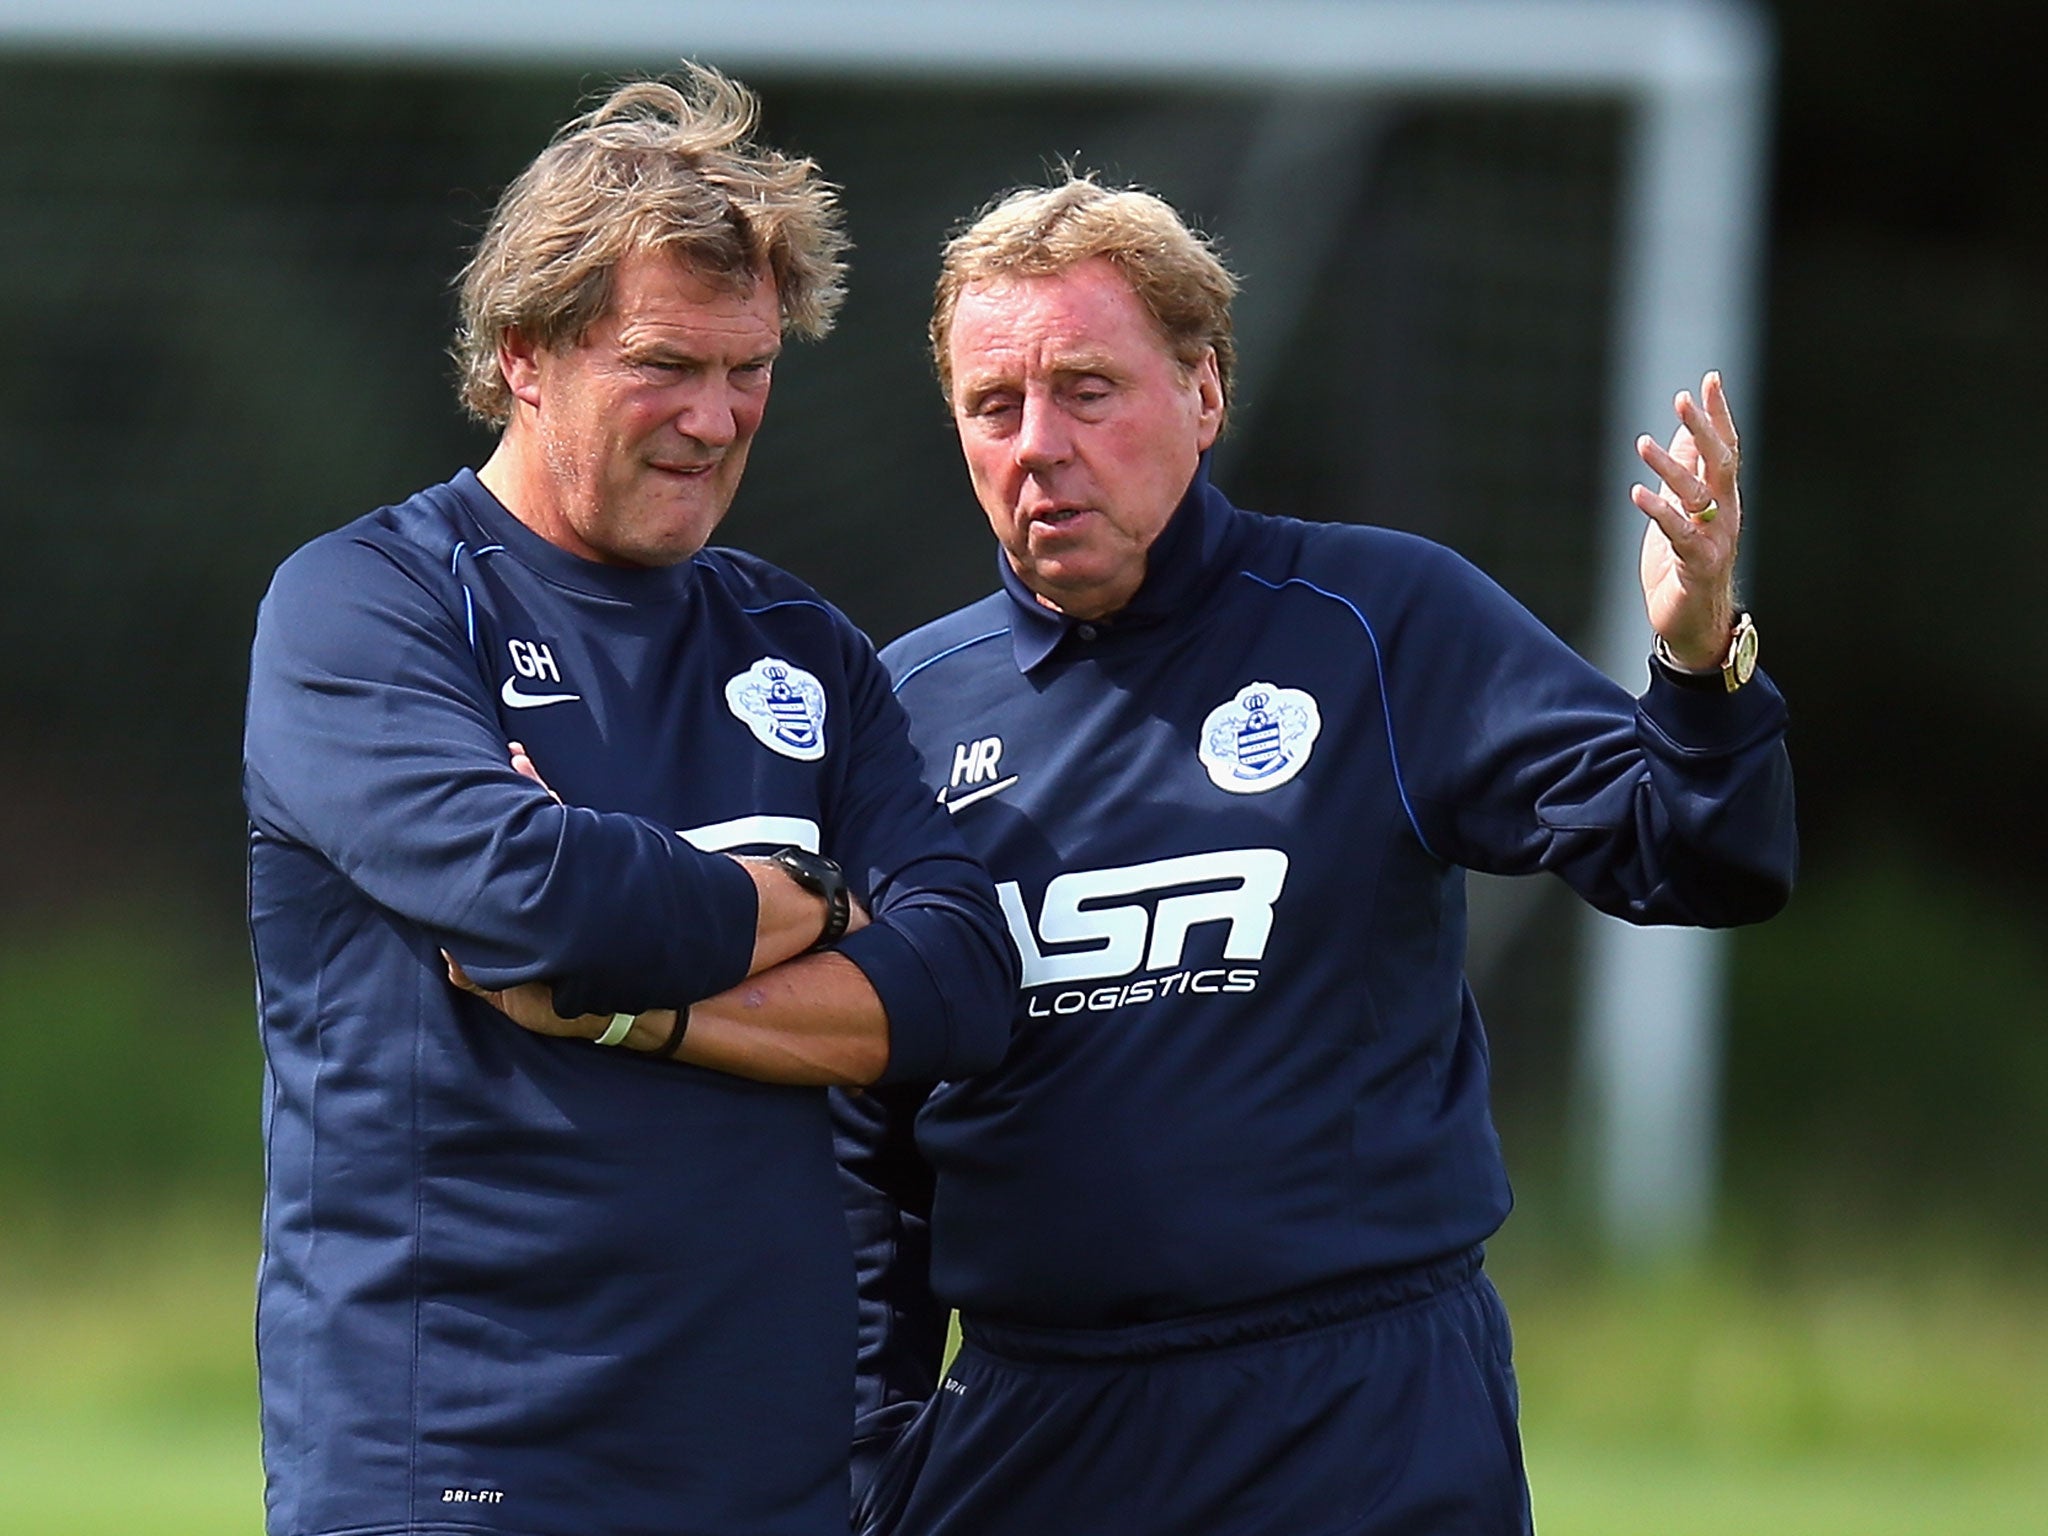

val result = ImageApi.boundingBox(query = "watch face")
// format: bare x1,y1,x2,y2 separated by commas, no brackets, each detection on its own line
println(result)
1731,622,1759,686
773,848,842,891
771,847,849,948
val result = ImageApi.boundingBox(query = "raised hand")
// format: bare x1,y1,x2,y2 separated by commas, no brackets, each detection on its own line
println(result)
1633,371,1743,670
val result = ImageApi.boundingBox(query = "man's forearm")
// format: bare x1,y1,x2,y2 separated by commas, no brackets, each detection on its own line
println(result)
624,950,888,1087
733,856,863,977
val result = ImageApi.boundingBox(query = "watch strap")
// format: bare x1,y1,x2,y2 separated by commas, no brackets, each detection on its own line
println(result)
1652,612,1757,694
817,883,851,946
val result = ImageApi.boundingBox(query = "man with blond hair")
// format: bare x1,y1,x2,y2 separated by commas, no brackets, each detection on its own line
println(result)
244,65,1013,1536
839,175,1794,1534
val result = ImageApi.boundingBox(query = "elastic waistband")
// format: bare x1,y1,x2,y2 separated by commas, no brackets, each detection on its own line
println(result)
959,1247,1483,1365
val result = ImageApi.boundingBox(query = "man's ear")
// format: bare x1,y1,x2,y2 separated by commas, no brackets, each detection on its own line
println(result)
498,328,544,410
1192,348,1225,452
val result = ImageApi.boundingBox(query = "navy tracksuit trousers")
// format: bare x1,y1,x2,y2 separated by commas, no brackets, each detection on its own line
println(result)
858,1249,1533,1536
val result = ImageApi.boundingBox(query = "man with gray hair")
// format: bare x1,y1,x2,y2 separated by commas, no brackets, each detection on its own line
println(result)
840,175,1794,1534
244,65,1013,1536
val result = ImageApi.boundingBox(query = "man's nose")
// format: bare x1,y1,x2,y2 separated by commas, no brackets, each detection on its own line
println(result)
1013,392,1070,470
672,384,741,448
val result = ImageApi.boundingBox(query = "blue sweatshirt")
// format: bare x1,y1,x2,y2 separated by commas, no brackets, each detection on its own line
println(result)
244,470,1015,1536
838,466,1794,1469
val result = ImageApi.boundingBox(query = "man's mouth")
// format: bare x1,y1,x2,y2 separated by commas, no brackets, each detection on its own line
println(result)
1028,505,1090,528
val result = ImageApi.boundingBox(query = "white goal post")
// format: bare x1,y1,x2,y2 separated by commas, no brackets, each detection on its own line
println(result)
1,0,1774,1259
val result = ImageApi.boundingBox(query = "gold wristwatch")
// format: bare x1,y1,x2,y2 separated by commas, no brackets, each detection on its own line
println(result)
1654,612,1758,693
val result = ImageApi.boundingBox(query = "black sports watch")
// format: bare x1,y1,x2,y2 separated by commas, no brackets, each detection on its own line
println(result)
767,847,850,949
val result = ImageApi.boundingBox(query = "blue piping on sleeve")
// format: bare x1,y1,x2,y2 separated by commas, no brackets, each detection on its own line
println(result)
1238,572,1439,863
448,540,507,655
890,629,1009,694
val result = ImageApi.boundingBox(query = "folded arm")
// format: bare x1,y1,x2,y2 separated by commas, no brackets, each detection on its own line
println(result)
247,536,797,1012
449,940,891,1087
451,613,1020,1086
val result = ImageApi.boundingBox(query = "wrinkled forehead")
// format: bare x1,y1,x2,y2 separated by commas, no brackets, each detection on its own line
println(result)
625,241,775,305
948,260,1172,378
587,246,780,337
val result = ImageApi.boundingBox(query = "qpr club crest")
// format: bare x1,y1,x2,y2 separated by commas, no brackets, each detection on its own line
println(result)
724,657,828,761
1198,681,1321,794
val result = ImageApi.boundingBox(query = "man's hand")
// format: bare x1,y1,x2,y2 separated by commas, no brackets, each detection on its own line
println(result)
443,953,664,1042
1633,371,1744,671
508,739,560,801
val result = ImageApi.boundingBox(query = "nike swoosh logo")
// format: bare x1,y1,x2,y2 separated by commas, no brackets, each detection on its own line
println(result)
501,676,581,710
937,776,1018,813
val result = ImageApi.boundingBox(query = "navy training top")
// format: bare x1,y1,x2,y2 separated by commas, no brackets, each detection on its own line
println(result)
837,464,1795,1475
244,470,1015,1536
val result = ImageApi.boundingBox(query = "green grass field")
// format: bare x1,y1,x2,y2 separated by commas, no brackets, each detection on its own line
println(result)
1503,1252,2048,1534
4,1208,2045,1534
0,1206,262,1535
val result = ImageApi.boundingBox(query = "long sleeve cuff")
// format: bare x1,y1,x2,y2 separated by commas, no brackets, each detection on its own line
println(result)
837,903,1013,1085
836,920,951,1084
1638,663,1789,756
